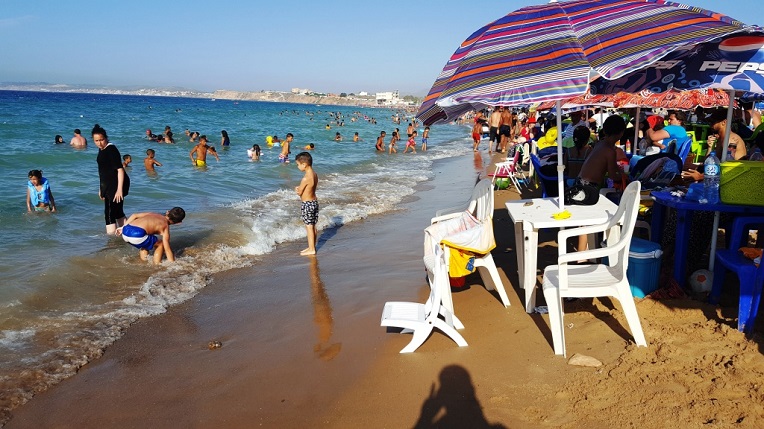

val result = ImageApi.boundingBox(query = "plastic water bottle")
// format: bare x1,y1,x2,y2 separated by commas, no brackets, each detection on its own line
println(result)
750,147,763,161
703,152,721,204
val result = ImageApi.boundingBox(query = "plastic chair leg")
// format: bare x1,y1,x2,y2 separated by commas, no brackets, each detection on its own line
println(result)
543,286,566,356
476,255,511,307
433,319,468,347
738,277,764,333
617,285,647,347
399,325,434,353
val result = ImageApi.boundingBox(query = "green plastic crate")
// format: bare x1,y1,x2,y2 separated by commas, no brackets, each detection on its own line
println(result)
720,161,764,206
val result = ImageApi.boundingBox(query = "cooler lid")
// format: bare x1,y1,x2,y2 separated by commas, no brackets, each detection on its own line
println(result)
629,237,662,259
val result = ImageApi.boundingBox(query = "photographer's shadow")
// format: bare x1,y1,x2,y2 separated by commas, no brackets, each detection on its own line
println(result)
413,365,507,429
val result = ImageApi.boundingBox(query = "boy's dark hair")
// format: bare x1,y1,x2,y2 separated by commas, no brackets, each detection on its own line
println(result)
295,151,313,166
146,149,155,155
167,207,185,224
708,109,729,126
28,169,42,179
74,129,81,134
286,132,294,138
91,124,107,139
123,154,131,160
199,135,207,141
572,126,590,149
601,115,626,137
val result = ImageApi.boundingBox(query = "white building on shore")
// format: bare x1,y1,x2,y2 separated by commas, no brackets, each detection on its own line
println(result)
375,90,400,106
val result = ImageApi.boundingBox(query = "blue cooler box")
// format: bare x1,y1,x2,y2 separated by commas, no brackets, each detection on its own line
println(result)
627,238,662,298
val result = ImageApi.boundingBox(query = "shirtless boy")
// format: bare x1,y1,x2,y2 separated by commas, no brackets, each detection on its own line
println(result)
189,135,219,167
376,131,386,151
144,148,162,171
70,129,87,147
279,133,293,163
576,115,626,203
295,152,319,256
116,207,185,264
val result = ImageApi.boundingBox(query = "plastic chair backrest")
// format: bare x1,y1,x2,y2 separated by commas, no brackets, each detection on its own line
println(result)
746,123,764,142
676,136,693,163
530,154,557,198
611,181,642,270
468,179,494,221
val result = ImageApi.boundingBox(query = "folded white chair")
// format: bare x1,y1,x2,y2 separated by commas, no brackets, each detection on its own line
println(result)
541,181,647,357
381,244,468,353
429,179,510,308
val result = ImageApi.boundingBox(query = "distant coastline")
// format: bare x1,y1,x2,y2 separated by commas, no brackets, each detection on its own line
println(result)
0,83,413,109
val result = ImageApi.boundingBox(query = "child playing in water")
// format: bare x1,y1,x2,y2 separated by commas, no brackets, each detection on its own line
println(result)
389,131,398,154
248,144,261,160
403,130,418,154
295,152,319,256
26,169,56,212
375,131,386,151
472,120,482,151
421,126,429,151
279,133,293,163
116,207,185,264
122,154,132,169
189,135,219,167
144,149,162,171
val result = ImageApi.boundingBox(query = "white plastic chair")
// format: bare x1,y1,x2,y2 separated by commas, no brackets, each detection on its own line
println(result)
432,178,494,223
429,179,510,308
541,181,647,357
381,244,468,353
489,149,527,191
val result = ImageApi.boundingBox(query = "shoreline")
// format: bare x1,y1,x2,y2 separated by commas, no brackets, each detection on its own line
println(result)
6,152,489,428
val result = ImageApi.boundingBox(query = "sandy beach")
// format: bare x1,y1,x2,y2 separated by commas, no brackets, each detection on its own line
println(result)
7,151,764,428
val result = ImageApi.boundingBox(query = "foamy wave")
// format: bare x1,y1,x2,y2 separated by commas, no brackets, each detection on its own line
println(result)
0,329,35,350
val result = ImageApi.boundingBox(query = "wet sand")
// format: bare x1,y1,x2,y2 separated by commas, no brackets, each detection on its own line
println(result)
7,150,764,428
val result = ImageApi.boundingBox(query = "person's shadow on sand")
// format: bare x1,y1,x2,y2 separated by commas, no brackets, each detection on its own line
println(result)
413,365,507,429
309,257,342,361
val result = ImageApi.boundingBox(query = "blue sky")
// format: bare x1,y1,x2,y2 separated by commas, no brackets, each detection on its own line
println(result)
1,0,762,96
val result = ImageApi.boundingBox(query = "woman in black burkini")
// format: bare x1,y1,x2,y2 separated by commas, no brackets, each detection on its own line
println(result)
93,124,130,234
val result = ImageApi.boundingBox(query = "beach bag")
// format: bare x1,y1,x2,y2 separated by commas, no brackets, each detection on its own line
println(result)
564,178,600,205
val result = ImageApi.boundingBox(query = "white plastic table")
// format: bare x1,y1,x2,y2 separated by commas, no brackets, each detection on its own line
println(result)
506,197,619,313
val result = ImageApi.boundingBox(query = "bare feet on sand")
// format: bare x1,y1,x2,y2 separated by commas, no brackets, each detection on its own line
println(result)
300,248,316,256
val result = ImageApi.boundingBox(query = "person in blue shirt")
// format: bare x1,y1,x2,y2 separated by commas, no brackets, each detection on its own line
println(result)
26,169,56,212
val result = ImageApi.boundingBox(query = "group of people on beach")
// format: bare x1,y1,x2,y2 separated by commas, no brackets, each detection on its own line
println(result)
33,122,322,262
374,121,430,154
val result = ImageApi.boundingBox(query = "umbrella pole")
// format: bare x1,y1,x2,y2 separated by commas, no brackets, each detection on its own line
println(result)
708,89,736,273
556,100,565,210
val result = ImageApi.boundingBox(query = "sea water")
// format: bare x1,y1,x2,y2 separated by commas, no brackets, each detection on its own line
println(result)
0,90,472,416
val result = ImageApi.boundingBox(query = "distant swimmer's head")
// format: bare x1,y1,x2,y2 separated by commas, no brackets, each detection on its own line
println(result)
55,135,64,144
305,143,315,150
166,207,186,224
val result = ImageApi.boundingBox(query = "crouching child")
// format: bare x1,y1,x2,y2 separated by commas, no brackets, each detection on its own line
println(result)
117,207,185,263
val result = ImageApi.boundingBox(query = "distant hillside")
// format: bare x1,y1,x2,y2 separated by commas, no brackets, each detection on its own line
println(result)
211,90,380,108
0,82,212,98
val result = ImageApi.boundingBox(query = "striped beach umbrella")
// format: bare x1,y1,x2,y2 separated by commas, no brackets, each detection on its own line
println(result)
417,0,755,127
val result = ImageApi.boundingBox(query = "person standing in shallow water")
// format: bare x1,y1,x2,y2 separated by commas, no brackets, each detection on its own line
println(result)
93,124,130,235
